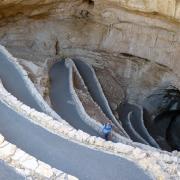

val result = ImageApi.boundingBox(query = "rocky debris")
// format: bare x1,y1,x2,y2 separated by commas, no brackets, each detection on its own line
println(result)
0,0,179,74
0,134,4,144
18,59,52,106
105,0,180,21
72,61,125,136
0,0,179,22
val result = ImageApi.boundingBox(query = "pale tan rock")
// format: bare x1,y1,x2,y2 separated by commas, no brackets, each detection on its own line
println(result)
104,141,114,150
52,123,61,130
175,1,180,19
0,2,179,179
20,104,31,114
24,169,31,176
114,143,134,154
152,151,161,159
95,137,105,147
75,133,83,142
21,157,38,170
52,168,63,177
88,136,96,144
18,152,30,162
127,0,146,10
0,143,16,159
0,134,4,144
0,141,9,148
177,170,180,177
68,129,77,138
81,132,91,142
138,158,149,170
12,149,26,161
36,161,53,178
132,148,147,159
162,154,173,163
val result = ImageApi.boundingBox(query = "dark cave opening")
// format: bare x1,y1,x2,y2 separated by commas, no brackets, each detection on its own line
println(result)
117,86,180,151
83,0,94,6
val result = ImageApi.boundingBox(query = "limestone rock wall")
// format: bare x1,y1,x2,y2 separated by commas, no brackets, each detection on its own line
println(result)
0,0,179,73
105,0,180,21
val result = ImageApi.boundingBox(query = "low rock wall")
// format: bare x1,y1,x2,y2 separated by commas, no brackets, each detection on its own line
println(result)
0,80,179,180
0,134,78,180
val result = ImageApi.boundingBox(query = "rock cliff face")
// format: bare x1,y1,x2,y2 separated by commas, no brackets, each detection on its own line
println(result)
0,0,180,105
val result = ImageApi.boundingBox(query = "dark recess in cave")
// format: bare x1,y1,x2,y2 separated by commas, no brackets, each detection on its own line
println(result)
83,0,94,6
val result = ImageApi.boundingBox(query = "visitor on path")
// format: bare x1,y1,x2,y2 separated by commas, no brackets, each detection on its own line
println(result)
102,122,112,141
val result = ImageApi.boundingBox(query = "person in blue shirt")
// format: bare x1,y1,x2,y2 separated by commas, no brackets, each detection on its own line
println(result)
102,122,112,141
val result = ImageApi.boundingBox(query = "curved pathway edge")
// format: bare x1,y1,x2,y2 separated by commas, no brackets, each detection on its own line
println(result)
0,78,179,179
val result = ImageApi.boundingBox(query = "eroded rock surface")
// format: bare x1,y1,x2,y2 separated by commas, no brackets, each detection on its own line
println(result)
0,0,179,105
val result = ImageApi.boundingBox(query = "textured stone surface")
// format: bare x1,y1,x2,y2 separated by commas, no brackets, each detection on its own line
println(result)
0,134,4,144
0,0,179,72
0,1,180,179
35,161,53,178
0,143,16,159
0,0,180,106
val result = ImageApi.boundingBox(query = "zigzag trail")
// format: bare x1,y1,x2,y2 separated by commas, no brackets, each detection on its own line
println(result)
0,45,179,179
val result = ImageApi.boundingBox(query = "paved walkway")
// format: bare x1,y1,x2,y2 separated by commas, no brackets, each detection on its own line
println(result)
49,60,99,136
0,101,151,180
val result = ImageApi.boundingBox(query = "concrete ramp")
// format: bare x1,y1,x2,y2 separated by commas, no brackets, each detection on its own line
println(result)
49,59,99,136
0,100,151,180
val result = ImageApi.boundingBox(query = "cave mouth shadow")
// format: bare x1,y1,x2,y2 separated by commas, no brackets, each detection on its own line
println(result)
143,86,180,151
116,86,180,152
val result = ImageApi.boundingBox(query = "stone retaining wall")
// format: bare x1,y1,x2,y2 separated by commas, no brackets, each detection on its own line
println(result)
0,134,78,180
0,79,179,180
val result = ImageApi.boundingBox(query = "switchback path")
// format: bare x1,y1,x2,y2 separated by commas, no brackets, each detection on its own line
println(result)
49,60,99,136
0,101,151,180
